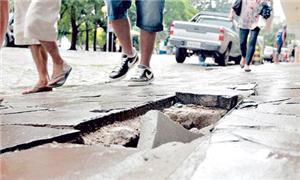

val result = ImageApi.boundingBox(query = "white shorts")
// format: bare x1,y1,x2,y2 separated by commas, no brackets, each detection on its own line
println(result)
14,0,61,45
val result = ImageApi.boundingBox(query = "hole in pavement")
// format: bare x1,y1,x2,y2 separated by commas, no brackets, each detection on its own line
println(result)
79,93,238,148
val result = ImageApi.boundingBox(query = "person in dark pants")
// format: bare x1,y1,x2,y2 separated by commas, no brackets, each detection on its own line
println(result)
274,25,287,63
229,0,273,72
239,27,260,70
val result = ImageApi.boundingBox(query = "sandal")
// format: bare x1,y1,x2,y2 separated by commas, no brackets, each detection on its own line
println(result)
22,86,53,95
48,64,72,88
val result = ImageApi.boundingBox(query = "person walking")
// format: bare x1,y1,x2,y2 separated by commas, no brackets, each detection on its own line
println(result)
14,0,72,94
0,0,9,103
107,0,165,86
229,0,272,72
0,0,8,46
274,25,287,63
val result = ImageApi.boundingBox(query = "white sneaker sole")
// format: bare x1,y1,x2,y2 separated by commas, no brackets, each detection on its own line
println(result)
127,78,154,87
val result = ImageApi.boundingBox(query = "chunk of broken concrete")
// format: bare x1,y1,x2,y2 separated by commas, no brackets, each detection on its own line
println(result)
138,110,201,150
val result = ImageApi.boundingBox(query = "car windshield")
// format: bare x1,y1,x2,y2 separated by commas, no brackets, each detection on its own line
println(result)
197,17,233,29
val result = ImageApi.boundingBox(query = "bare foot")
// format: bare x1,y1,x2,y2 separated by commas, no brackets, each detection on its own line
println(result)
22,80,51,95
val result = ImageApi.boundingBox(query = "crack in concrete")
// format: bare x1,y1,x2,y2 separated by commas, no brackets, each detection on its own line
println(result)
280,87,300,90
8,123,75,129
256,111,300,118
220,125,277,130
80,94,102,98
230,133,299,152
0,108,54,115
259,98,292,105
90,108,126,114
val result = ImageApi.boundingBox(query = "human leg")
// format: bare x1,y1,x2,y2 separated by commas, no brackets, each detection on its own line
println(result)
107,0,139,81
0,0,9,46
25,0,71,87
128,0,165,86
22,45,53,94
275,42,282,63
136,0,165,67
245,27,260,66
239,28,249,67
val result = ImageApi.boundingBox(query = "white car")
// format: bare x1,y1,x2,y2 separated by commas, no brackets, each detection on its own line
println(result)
263,46,274,62
169,12,241,66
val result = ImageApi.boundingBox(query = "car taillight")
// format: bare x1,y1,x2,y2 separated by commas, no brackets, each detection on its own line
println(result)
219,27,225,41
170,22,175,35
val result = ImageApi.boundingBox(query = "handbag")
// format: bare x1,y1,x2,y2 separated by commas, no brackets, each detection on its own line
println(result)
232,0,242,16
259,1,273,19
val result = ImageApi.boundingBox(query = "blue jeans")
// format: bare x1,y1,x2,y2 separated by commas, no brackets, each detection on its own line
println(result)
239,27,260,65
107,0,165,32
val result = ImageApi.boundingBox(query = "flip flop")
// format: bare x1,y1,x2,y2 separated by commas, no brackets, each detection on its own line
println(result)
22,86,53,95
49,65,72,88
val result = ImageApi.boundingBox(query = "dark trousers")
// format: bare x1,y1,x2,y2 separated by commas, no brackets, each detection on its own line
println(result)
239,27,260,65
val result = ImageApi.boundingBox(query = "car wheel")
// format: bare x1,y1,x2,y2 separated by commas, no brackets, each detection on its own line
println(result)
216,46,231,66
175,48,187,63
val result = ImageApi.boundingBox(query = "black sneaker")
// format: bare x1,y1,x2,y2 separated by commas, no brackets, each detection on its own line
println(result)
109,52,139,81
128,65,154,86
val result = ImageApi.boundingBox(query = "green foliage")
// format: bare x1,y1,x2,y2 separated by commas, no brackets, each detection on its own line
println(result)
58,0,105,50
164,0,197,29
192,0,232,13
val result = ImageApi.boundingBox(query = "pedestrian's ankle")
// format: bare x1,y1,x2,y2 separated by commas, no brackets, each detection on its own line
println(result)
38,79,49,86
125,48,136,58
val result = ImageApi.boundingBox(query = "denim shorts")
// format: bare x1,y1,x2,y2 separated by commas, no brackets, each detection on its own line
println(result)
107,0,165,32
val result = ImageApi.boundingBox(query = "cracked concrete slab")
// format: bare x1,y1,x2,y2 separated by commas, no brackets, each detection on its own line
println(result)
138,111,201,150
215,109,300,131
191,140,300,180
0,125,79,153
1,143,136,180
231,128,300,151
256,103,300,116
230,83,257,91
1,48,300,179
91,137,208,180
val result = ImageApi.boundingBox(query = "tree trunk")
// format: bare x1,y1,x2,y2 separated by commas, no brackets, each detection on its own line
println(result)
70,5,78,50
93,25,97,51
85,22,89,51
93,3,98,51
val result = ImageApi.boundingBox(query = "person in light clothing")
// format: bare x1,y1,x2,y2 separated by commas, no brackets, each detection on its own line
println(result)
0,0,9,103
14,0,72,94
229,0,273,72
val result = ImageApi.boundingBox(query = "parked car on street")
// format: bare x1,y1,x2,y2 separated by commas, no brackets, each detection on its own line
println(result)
169,12,241,66
263,46,274,62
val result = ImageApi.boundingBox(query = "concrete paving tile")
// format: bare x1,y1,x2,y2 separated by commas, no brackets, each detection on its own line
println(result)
191,141,300,180
215,109,300,132
1,125,79,153
231,128,300,151
1,144,136,180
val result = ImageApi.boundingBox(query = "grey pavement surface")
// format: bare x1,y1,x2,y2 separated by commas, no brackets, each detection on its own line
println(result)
1,47,300,179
